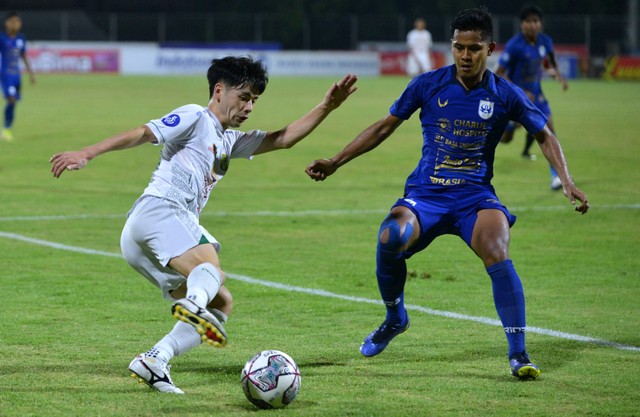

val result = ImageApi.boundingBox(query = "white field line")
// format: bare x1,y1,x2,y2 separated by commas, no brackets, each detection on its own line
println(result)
0,203,638,223
1,230,638,353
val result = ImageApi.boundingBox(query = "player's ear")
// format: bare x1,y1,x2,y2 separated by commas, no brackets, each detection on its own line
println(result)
488,42,496,55
213,83,224,101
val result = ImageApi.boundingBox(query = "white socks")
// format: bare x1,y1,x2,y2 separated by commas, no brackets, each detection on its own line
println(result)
149,321,201,363
186,262,222,308
145,264,225,364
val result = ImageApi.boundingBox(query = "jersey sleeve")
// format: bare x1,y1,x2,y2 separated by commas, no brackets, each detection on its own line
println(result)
145,104,203,145
225,129,267,159
498,40,517,69
509,85,547,134
542,34,555,56
389,76,425,120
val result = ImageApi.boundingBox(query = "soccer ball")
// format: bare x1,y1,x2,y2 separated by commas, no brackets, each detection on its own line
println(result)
241,350,301,409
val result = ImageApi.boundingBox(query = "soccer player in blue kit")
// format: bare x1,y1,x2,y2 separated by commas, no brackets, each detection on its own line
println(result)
496,5,569,190
0,11,36,142
306,7,588,379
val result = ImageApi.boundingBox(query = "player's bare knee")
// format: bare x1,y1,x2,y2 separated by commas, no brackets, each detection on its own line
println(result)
479,245,510,267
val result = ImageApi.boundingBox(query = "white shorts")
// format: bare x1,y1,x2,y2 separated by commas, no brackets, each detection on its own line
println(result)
407,53,432,76
120,196,220,300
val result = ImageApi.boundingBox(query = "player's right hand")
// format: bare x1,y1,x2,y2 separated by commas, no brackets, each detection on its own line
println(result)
305,159,337,181
49,151,88,178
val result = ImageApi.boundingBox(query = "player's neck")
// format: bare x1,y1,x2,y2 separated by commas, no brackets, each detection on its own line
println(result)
522,33,537,44
456,69,486,90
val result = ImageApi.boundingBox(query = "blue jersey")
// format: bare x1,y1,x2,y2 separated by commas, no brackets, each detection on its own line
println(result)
390,65,547,190
498,32,555,95
0,32,27,76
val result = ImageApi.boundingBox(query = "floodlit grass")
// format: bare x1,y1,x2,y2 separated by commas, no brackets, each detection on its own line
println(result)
0,74,638,416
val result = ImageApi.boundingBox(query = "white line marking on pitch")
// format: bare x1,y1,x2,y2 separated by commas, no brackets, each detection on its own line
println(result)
1,230,638,353
0,204,638,223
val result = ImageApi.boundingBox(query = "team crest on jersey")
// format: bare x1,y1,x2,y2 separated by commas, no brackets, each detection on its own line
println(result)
219,154,229,171
161,114,181,127
538,45,546,58
478,100,494,120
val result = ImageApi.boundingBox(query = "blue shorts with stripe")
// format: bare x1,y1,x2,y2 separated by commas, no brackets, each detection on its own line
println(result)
390,184,516,258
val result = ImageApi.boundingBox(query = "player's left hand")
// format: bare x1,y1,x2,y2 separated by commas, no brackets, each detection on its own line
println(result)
323,74,358,111
563,183,589,214
49,151,89,178
305,158,338,181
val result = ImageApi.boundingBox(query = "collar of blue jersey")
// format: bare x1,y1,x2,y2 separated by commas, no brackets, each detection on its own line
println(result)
449,64,492,91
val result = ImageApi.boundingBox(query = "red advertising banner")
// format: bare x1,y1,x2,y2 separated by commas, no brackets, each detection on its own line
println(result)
380,51,446,75
603,56,640,80
26,49,120,73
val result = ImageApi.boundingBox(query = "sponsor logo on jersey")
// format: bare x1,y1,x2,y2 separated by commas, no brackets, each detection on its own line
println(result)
478,100,494,120
161,114,181,127
438,118,451,133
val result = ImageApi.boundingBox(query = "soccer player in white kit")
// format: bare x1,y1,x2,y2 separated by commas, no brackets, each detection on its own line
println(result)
50,56,358,394
406,17,433,76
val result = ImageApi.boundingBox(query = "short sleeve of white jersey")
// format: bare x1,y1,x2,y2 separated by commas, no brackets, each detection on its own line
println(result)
225,129,267,159
145,104,204,145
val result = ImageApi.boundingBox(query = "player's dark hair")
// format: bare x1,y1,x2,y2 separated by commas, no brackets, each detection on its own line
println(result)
207,56,268,99
5,11,20,20
449,6,493,42
519,5,543,21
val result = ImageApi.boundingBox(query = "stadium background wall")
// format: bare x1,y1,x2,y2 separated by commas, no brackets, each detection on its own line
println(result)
7,1,639,79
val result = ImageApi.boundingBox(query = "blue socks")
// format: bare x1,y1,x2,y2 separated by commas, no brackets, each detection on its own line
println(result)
4,102,15,128
487,260,527,358
376,246,408,324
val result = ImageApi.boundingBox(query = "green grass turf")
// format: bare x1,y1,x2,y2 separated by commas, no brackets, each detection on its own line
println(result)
0,74,638,416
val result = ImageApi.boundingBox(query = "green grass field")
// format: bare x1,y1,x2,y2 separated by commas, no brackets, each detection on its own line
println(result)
0,74,639,417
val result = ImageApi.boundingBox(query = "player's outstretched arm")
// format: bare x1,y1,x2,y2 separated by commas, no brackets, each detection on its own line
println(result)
305,114,404,181
50,125,156,178
534,125,589,214
253,74,358,155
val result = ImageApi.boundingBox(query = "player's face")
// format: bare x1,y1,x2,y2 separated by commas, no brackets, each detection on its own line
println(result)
214,83,260,129
451,30,495,88
5,16,21,34
521,15,542,41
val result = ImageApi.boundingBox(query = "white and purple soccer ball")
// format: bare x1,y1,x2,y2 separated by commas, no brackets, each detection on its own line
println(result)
241,350,301,409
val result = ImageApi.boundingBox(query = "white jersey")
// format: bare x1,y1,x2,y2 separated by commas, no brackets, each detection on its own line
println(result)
143,104,266,215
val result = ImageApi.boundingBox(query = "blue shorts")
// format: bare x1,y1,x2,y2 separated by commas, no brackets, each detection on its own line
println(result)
1,74,21,100
533,92,551,117
391,184,516,258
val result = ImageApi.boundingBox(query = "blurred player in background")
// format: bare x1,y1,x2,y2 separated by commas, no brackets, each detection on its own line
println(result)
496,5,569,190
306,7,588,380
406,17,433,76
0,11,36,142
50,56,358,394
